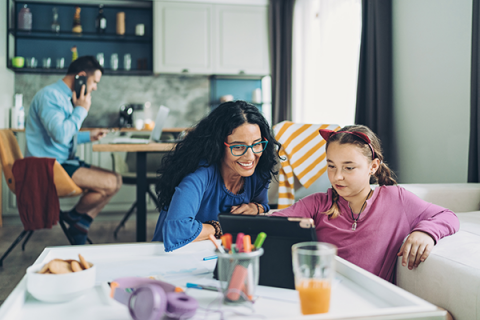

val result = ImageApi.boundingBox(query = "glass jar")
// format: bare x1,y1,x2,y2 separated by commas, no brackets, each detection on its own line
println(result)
18,5,32,31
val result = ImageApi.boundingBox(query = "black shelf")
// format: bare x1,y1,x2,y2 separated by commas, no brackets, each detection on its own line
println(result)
9,29,152,43
8,66,153,76
7,0,154,76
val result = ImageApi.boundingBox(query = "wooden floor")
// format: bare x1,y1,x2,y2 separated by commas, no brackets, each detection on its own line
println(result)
0,212,159,306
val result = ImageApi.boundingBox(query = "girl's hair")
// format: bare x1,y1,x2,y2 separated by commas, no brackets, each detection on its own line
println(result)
324,124,397,218
156,100,281,210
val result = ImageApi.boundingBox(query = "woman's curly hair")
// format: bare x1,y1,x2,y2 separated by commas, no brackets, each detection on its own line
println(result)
156,100,281,210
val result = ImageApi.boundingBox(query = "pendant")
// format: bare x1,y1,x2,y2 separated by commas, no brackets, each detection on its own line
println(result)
352,221,357,231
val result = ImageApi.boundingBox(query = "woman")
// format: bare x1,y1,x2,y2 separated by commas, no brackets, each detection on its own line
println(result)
272,124,459,283
153,101,281,252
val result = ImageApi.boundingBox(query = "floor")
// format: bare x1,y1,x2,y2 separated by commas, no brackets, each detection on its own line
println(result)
0,211,159,306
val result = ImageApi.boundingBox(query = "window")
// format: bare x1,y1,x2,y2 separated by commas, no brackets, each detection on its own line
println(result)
292,0,362,127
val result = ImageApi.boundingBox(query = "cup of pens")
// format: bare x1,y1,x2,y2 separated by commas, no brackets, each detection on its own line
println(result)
212,233,265,305
217,248,263,304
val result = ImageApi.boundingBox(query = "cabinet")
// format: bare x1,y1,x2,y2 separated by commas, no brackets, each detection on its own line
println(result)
6,0,153,75
213,5,269,75
153,1,270,76
154,2,214,74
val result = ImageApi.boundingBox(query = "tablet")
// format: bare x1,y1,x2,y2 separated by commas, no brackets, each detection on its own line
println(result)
217,214,317,289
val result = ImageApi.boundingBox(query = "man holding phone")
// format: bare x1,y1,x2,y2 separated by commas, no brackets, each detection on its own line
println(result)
25,56,122,245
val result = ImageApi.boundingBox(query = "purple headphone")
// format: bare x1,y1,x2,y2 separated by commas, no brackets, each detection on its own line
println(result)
111,277,198,320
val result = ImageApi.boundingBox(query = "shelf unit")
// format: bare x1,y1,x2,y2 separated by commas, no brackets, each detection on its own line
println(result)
7,0,153,75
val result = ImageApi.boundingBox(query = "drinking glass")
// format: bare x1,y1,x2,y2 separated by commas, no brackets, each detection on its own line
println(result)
96,53,104,67
124,53,131,71
26,57,37,68
110,53,118,71
42,58,51,69
292,242,337,315
56,58,64,69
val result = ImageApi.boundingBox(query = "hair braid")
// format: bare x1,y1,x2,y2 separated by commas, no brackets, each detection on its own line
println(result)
324,187,341,219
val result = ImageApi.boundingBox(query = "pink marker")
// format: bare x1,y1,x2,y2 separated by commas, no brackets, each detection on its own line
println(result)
235,233,245,253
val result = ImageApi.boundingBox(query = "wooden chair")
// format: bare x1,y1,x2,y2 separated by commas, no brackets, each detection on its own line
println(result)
0,129,85,266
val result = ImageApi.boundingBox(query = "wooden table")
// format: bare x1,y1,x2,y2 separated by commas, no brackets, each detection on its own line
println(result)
92,142,176,242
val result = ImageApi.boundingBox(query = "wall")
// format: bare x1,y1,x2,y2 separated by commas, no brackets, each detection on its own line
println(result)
0,0,15,128
15,74,210,128
392,0,472,183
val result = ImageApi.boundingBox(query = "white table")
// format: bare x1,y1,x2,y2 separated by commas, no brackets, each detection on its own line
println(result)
0,241,446,320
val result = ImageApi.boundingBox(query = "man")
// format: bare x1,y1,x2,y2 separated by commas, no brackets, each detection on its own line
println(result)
25,56,122,245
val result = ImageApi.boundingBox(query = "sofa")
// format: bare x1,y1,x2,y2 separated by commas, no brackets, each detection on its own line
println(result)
396,183,480,320
269,181,480,320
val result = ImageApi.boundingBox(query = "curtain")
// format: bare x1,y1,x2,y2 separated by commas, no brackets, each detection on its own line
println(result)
292,0,362,126
469,0,480,182
355,0,395,170
269,0,296,124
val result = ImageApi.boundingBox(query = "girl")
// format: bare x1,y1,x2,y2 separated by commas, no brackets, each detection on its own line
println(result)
272,125,459,283
153,101,281,252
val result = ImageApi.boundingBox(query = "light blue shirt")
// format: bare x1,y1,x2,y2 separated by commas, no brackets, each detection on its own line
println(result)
25,79,91,164
152,163,270,252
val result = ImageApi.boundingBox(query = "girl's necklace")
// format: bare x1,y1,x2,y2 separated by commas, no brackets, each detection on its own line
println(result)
348,189,373,231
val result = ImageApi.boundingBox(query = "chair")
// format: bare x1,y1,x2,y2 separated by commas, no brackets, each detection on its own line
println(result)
110,151,163,238
0,129,86,266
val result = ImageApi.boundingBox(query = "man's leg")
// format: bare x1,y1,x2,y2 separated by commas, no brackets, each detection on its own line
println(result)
72,166,122,218
66,166,122,244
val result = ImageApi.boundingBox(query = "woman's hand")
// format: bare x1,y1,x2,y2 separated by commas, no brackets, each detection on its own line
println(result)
231,203,260,215
397,231,435,270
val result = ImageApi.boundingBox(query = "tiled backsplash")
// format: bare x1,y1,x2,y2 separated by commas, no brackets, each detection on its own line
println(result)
15,74,210,128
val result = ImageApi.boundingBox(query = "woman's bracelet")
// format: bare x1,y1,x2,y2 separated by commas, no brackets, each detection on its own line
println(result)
254,203,262,215
205,220,222,239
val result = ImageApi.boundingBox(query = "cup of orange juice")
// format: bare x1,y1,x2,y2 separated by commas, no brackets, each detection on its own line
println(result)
292,242,337,315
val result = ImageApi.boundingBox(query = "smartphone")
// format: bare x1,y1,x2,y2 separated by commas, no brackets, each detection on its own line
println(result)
74,75,87,98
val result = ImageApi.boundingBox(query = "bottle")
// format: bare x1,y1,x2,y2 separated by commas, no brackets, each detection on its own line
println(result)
95,5,107,33
116,12,125,35
51,7,60,33
11,94,24,129
71,46,78,62
18,5,32,31
72,6,82,33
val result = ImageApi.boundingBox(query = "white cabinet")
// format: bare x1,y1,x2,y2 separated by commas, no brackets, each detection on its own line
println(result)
153,1,269,76
154,3,214,74
214,5,269,75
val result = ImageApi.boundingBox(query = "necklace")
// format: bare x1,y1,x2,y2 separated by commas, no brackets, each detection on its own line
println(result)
348,189,372,231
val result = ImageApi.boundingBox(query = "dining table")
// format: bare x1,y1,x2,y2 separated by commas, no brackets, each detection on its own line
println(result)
92,130,182,242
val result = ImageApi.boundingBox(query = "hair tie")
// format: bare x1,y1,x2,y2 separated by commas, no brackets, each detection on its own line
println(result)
319,129,375,160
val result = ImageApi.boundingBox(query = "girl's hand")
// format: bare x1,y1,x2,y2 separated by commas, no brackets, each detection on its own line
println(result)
397,231,435,270
231,203,259,215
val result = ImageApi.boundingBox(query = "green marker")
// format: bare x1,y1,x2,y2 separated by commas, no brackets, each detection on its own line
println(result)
253,232,267,249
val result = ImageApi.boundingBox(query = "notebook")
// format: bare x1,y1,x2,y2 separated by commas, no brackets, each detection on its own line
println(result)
216,214,318,289
111,106,170,144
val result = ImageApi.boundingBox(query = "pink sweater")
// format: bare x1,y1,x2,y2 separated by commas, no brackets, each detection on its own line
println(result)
272,186,459,283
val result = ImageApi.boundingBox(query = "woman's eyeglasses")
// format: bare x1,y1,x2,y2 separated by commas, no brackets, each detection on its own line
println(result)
224,140,268,156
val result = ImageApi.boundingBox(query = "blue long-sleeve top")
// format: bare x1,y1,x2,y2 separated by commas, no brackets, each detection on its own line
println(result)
25,79,91,163
152,163,270,252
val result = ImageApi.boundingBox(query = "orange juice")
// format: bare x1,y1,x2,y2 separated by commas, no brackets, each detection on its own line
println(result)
296,279,331,315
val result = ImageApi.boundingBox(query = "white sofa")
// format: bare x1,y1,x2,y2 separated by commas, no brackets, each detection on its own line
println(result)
396,183,480,320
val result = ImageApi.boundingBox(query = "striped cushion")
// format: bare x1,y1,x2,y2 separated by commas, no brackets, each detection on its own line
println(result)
273,121,340,208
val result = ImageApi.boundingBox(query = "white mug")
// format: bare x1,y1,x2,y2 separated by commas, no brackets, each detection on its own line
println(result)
135,24,145,36
135,119,144,130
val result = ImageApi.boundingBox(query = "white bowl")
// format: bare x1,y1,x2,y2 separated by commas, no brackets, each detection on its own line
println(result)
26,262,96,303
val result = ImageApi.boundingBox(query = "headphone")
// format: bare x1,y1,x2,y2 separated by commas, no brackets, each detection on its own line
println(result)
111,277,198,320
